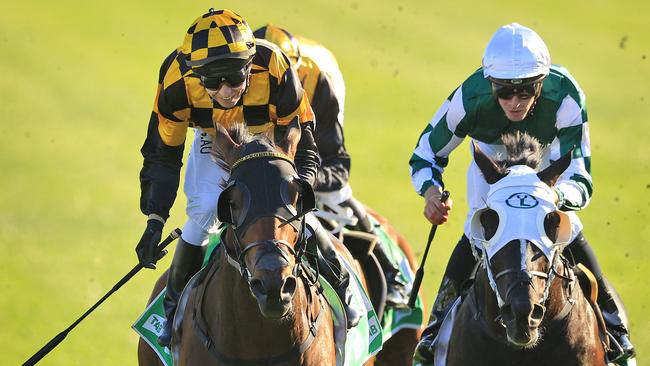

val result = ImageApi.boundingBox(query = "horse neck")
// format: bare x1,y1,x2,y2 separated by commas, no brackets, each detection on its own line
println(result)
202,241,313,356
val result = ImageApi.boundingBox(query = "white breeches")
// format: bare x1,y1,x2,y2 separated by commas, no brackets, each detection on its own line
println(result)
182,130,228,246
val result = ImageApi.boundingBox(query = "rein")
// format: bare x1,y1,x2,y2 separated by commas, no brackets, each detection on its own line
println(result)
476,245,579,330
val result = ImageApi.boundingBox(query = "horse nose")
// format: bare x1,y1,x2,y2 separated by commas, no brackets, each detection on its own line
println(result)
529,303,545,326
249,274,297,304
280,275,297,302
504,300,544,327
250,278,268,299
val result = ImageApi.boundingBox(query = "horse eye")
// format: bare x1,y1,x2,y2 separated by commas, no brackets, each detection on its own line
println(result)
480,209,499,240
544,212,560,241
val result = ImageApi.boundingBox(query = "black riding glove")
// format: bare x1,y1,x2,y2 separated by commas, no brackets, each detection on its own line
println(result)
136,219,164,269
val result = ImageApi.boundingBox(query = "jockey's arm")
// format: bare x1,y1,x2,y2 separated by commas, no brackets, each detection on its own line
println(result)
311,71,350,192
552,94,593,211
272,49,320,186
410,87,466,195
410,87,465,224
139,51,188,220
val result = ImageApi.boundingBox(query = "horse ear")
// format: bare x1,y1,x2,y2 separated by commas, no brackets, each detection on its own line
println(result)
213,124,241,165
473,142,506,184
537,148,573,187
278,117,301,159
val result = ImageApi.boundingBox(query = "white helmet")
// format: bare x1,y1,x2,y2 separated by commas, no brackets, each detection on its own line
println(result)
482,23,550,81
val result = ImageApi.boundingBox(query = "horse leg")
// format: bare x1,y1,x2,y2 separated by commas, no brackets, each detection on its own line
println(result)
373,329,421,366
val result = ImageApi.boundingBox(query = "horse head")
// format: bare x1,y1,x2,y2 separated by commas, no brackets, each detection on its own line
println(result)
213,121,315,319
470,133,573,347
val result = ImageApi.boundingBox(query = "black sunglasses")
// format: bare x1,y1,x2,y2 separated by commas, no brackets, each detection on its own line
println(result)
492,82,539,100
197,64,251,89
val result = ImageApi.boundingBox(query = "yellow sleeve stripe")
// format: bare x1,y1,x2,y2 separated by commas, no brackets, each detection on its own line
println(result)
157,114,189,146
276,95,314,125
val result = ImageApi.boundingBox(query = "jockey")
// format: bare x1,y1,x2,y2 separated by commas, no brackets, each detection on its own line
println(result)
135,9,362,348
254,24,410,309
410,23,635,363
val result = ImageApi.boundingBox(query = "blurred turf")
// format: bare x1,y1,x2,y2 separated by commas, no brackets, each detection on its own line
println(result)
2,0,648,364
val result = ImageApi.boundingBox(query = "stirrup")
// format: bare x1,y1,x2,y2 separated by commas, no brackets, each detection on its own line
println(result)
607,331,636,363
413,332,436,363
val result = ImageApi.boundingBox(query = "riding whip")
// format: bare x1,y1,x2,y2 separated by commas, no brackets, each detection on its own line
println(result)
22,228,181,366
408,191,450,309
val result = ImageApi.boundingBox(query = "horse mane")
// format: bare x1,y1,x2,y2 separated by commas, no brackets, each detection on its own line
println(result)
496,131,542,170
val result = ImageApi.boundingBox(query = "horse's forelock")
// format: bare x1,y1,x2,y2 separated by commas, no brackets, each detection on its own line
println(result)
497,132,542,170
215,123,276,188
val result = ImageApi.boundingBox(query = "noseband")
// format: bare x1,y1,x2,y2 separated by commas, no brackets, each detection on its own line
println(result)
217,149,313,286
482,241,576,327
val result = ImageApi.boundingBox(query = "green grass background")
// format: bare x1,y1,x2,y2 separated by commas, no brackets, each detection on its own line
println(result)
2,0,648,364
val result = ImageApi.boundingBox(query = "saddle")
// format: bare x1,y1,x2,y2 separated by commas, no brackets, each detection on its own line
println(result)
340,230,387,322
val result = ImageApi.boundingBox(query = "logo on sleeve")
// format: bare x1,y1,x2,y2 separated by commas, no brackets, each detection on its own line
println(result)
505,193,538,209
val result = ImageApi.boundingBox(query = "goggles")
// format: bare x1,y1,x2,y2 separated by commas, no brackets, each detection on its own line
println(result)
492,82,540,100
195,62,252,89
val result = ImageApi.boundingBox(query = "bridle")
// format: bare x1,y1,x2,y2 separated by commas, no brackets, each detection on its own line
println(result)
217,150,315,284
193,148,325,366
478,239,576,329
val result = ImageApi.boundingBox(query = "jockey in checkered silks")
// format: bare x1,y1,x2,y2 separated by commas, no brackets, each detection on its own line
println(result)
134,9,363,348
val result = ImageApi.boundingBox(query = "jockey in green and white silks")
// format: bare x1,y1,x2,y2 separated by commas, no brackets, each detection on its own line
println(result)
411,23,635,364
411,63,591,238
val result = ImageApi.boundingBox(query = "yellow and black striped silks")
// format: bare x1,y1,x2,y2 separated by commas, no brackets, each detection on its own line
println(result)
181,9,256,67
140,41,316,219
153,39,314,147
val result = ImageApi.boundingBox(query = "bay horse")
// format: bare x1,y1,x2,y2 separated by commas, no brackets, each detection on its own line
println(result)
138,121,420,366
442,134,607,366
139,121,336,365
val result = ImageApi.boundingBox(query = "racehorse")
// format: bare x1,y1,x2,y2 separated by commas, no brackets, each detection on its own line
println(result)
139,122,336,365
137,122,421,366
443,133,607,366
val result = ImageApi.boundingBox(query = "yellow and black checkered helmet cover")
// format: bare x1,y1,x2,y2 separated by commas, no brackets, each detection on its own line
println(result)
253,24,301,64
181,9,256,67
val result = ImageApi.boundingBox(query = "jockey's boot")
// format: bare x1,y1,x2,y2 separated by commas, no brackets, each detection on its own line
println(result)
414,235,477,363
308,219,363,329
599,284,636,362
373,242,409,309
413,276,460,364
157,238,206,347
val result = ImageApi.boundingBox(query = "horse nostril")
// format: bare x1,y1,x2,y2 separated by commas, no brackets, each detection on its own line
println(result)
250,278,266,296
530,303,545,323
282,276,297,297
